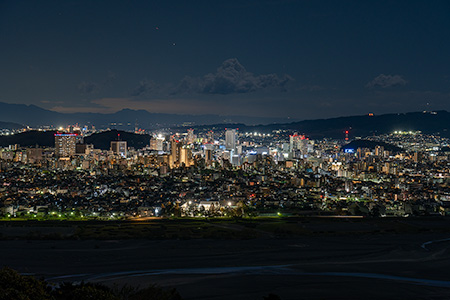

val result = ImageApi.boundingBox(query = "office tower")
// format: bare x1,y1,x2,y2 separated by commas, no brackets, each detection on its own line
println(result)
180,146,192,166
225,129,236,150
375,146,384,156
150,136,165,151
170,139,182,167
290,133,307,158
289,133,306,151
54,133,77,157
111,141,127,157
205,149,213,164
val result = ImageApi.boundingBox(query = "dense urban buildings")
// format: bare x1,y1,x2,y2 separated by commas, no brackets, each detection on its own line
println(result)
1,125,450,220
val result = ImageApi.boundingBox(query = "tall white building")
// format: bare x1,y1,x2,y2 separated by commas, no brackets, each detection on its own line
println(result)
150,136,165,151
225,129,236,150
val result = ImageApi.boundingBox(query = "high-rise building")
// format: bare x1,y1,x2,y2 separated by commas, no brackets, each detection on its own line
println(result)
111,141,127,157
205,149,213,165
375,146,384,156
225,129,236,150
289,134,306,151
150,135,165,151
54,133,77,157
289,133,307,157
170,139,181,167
180,146,192,166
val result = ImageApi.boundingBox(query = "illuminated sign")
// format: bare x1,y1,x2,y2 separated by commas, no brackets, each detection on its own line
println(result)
345,148,355,153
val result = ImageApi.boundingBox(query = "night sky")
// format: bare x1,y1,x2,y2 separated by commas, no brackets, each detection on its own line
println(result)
1,0,450,120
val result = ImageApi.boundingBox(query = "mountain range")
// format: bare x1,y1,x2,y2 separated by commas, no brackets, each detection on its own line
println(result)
0,102,290,129
0,101,450,140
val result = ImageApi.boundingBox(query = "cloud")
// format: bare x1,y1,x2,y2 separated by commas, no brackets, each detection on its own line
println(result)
41,100,64,104
77,81,100,94
174,58,294,95
131,79,159,96
51,104,117,114
366,74,408,88
77,72,117,95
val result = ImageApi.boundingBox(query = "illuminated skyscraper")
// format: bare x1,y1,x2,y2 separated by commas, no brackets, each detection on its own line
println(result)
289,133,305,151
54,133,77,157
150,135,165,151
180,146,192,166
225,129,236,150
289,133,308,158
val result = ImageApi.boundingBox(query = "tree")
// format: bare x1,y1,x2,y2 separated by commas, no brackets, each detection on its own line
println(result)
0,267,50,300
0,267,184,300
128,284,182,300
52,282,119,300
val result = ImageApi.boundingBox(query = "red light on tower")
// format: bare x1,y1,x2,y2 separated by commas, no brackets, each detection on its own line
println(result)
345,130,349,141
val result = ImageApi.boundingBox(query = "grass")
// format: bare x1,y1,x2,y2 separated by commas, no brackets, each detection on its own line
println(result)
2,216,450,240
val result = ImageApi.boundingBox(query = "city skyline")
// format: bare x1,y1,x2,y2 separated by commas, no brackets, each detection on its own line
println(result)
1,0,450,120
3,2,450,297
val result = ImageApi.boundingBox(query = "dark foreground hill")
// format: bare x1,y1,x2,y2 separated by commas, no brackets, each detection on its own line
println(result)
196,111,450,139
84,130,151,150
341,139,402,153
0,130,56,147
0,130,151,149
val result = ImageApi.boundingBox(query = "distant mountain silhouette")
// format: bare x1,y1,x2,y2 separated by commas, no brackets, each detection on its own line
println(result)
0,102,290,128
0,121,25,130
2,102,450,140
0,129,150,150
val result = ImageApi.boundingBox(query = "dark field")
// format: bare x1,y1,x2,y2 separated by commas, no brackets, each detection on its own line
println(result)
2,217,450,299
